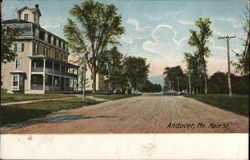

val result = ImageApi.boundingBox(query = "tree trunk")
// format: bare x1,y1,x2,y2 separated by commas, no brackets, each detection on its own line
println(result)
188,74,191,94
204,70,208,94
92,70,96,94
203,60,208,94
108,82,112,94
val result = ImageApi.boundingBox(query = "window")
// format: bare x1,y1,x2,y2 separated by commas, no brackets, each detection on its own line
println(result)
24,14,29,21
15,43,24,52
15,58,21,69
45,48,49,56
1,77,3,86
1,62,5,70
12,76,19,87
33,43,38,54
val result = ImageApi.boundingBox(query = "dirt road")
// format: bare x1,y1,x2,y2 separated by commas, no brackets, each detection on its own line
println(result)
1,94,248,133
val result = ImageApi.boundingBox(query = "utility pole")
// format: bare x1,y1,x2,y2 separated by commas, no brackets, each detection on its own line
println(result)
218,35,236,96
176,77,180,92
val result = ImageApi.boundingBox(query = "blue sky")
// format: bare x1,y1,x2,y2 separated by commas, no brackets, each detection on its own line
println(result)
3,0,248,78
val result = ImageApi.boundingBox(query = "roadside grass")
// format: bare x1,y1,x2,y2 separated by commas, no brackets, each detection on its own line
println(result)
1,97,100,125
93,94,141,100
1,93,74,103
186,94,249,117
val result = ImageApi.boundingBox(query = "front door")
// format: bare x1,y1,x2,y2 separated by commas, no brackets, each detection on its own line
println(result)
19,74,24,91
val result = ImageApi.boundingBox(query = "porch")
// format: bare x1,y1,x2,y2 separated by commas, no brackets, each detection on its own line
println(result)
30,74,77,93
30,58,78,77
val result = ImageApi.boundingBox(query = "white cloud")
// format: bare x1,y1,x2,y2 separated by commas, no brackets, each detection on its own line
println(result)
120,34,144,44
209,39,227,51
142,24,187,56
178,20,194,25
42,24,60,29
127,18,151,32
212,17,242,29
146,10,181,21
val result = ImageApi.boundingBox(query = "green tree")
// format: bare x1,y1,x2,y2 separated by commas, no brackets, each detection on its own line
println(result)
234,7,249,75
123,56,149,93
99,47,124,93
163,66,186,91
1,26,20,62
188,18,213,94
63,0,125,93
184,52,204,94
208,72,228,93
139,80,162,92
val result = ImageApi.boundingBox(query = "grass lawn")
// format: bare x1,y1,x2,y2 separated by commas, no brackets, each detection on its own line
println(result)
1,97,100,125
93,94,141,100
186,94,249,117
1,93,74,103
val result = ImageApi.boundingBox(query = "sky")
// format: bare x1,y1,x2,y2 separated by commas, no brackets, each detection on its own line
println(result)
2,0,248,80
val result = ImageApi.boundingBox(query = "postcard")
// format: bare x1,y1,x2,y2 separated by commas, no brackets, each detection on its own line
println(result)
1,0,249,159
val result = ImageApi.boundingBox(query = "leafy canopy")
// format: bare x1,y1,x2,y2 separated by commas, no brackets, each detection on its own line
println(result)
1,26,20,62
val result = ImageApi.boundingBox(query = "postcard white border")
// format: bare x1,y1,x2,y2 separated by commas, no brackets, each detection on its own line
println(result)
0,133,248,159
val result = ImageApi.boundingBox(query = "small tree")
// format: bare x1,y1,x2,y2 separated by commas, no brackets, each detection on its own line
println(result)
163,66,186,91
123,56,149,93
1,26,20,62
184,52,203,94
234,7,249,75
188,18,213,94
99,47,124,93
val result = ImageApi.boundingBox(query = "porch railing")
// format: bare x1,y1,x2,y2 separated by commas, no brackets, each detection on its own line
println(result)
31,84,43,90
31,67,43,72
31,67,78,77
45,85,53,91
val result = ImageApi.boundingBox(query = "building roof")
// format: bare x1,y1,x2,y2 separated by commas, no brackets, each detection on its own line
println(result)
2,19,67,45
2,19,33,24
17,6,42,16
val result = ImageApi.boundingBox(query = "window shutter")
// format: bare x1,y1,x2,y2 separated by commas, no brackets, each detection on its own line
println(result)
21,43,24,52
14,44,17,52
33,43,36,54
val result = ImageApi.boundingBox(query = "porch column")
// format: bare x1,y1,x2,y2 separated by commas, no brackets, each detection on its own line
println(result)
65,66,67,76
52,61,54,91
77,68,79,92
59,77,61,92
59,64,62,75
43,58,46,93
64,78,66,91
72,78,75,92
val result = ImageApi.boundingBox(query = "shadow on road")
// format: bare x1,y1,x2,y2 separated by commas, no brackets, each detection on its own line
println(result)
1,115,117,132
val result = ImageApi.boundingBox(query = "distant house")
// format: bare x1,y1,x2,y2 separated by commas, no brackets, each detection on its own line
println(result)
68,54,107,93
1,5,79,94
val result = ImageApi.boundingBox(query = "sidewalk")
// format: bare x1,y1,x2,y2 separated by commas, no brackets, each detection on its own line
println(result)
1,95,109,106
1,97,75,106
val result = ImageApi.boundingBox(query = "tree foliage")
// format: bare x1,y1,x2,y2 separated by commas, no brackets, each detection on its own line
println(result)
208,71,249,94
234,7,249,75
163,66,186,91
187,18,213,93
139,80,162,92
63,0,125,93
184,52,204,93
99,47,125,92
123,56,149,92
1,26,20,62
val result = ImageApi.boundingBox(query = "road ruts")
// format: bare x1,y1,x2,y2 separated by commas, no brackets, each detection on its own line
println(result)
1,94,248,133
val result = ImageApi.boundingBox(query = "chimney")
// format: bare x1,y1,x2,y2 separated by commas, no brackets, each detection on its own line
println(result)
35,4,39,9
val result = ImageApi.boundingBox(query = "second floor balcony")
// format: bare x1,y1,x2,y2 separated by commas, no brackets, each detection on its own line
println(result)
31,58,78,78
